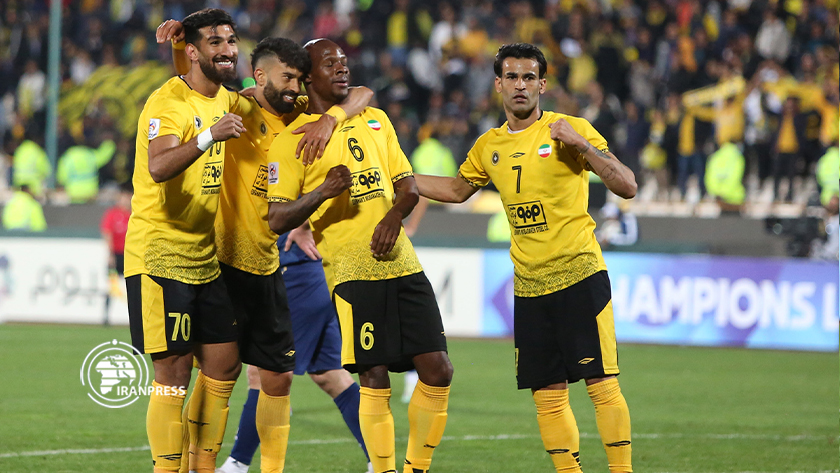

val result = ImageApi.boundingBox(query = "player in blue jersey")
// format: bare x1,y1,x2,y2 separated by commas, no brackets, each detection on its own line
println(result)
218,223,371,473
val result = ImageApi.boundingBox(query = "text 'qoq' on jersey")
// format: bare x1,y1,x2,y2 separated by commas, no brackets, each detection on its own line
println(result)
458,110,609,297
215,94,308,275
266,107,422,292
124,77,234,284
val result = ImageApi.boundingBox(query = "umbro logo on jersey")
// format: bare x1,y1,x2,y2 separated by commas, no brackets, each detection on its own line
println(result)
339,126,355,132
509,152,525,158
194,116,202,129
285,350,296,357
578,357,594,365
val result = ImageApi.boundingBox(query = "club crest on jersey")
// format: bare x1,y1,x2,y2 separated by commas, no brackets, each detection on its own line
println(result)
194,116,203,130
268,162,279,185
538,144,552,158
148,118,160,140
260,122,267,135
491,150,500,165
367,119,382,131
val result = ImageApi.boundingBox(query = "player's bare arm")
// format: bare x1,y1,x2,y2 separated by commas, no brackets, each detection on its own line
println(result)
268,164,352,235
549,119,638,199
414,173,479,203
292,86,374,165
284,221,322,260
370,175,419,257
148,113,244,183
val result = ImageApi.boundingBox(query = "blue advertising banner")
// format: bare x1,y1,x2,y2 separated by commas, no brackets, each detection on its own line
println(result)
481,251,839,352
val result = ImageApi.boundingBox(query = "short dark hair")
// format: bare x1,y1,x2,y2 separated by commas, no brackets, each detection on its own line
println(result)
251,37,311,75
182,9,237,46
494,43,547,79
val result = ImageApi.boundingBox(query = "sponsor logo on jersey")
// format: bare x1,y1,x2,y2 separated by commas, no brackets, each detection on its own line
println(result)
267,162,279,185
507,200,548,234
148,119,160,140
509,152,525,158
201,160,223,194
538,144,552,158
194,116,203,130
349,167,385,204
491,150,500,165
367,119,382,131
252,164,269,196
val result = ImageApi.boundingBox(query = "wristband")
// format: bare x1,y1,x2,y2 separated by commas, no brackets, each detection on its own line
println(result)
197,129,215,152
172,39,186,50
324,105,347,125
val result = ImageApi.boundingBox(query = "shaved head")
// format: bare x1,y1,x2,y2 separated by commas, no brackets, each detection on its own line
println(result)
303,38,350,108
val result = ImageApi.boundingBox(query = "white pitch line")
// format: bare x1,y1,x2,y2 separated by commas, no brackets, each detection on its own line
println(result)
0,431,835,459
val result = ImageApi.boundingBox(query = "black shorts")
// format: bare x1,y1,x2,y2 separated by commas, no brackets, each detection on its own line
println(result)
514,270,619,390
332,272,447,373
127,273,239,355
220,263,296,374
114,253,125,276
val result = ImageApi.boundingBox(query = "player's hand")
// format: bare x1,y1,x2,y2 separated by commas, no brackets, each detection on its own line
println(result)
318,165,352,199
156,19,184,44
292,114,337,166
285,224,322,260
239,86,256,97
209,113,245,141
549,119,588,151
370,211,402,258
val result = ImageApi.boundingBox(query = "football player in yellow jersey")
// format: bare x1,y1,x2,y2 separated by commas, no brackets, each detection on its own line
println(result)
125,9,245,473
266,39,454,473
158,19,377,470
414,43,637,473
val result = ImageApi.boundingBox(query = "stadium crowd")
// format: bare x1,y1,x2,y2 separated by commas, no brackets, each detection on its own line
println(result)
0,0,837,210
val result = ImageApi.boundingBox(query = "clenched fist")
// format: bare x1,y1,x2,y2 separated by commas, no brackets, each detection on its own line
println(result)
210,113,246,141
549,119,587,151
318,165,353,199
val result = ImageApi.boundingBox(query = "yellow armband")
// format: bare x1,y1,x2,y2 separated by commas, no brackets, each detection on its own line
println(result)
325,105,347,125
172,39,186,50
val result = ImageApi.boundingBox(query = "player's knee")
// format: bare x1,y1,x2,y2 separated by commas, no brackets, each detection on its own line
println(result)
260,369,293,396
430,359,454,387
151,351,193,387
246,364,262,389
310,369,354,397
358,365,391,389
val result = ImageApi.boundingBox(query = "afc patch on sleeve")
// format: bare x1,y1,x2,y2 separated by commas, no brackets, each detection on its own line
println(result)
268,162,279,185
148,118,161,140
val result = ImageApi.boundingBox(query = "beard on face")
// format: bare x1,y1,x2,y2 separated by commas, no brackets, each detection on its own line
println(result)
198,53,238,84
263,79,298,114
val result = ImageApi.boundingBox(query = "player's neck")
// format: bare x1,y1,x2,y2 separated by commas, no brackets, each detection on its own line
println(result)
505,106,542,132
254,90,281,117
182,70,221,98
305,92,335,115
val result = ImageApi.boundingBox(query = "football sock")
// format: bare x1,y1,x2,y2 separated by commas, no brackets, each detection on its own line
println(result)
255,391,291,473
334,382,370,461
147,381,187,473
533,389,582,473
188,371,236,473
403,381,449,473
178,390,194,473
359,387,396,473
229,388,261,465
587,379,632,473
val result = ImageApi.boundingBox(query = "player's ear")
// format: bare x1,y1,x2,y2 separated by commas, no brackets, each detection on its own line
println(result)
253,67,266,87
494,76,502,93
539,78,546,94
185,42,200,62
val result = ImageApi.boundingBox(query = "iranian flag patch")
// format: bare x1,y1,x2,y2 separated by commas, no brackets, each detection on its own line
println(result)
367,119,382,131
538,144,552,158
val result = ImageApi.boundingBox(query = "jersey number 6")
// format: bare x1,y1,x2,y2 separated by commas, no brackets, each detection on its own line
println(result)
348,138,365,162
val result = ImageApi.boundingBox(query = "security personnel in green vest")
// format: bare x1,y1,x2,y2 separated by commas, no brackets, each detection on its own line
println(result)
56,138,116,203
2,185,47,232
404,130,458,236
816,146,839,206
705,142,746,209
12,136,50,198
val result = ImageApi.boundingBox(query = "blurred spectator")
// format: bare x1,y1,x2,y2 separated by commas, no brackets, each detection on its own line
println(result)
755,9,791,63
705,142,746,211
11,131,50,198
404,128,457,237
56,136,115,203
17,59,45,122
2,184,46,232
596,203,638,248
772,96,806,202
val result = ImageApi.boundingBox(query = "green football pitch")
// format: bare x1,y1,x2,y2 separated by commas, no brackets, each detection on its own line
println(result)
0,323,837,472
